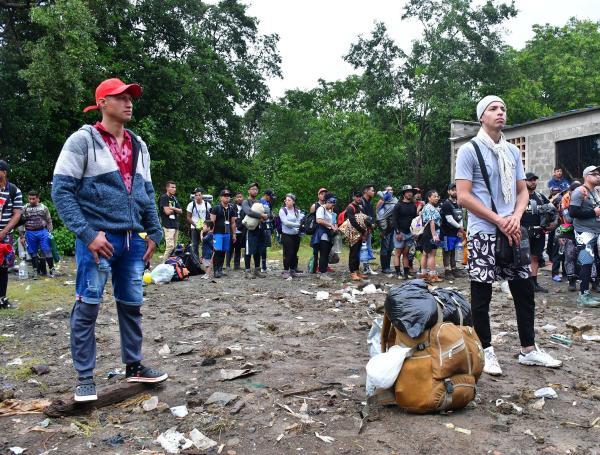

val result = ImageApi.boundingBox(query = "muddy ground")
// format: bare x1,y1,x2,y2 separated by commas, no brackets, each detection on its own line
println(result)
0,257,598,455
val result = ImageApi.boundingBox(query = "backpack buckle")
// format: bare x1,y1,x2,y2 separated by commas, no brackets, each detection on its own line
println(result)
444,379,454,394
416,342,428,351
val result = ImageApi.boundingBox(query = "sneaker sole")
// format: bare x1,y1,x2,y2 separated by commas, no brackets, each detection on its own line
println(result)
518,359,562,368
126,373,168,383
483,369,503,376
74,394,98,402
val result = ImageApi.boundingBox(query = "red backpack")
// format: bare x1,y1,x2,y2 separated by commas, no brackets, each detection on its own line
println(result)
337,203,356,225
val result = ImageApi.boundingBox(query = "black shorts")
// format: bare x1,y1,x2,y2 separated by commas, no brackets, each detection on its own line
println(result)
527,229,545,257
421,229,438,253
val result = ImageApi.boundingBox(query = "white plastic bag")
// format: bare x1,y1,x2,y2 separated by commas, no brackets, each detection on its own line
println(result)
150,264,175,283
367,317,383,358
365,345,411,394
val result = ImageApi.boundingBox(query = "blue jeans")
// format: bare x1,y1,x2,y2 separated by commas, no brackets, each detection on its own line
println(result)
71,232,146,378
25,229,52,256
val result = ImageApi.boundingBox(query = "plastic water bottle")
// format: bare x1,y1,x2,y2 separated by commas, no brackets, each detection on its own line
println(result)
18,260,28,280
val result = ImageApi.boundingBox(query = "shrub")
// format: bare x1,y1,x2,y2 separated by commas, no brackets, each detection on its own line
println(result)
52,227,75,256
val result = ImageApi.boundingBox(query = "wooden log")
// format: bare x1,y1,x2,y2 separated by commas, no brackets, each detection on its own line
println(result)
43,382,163,417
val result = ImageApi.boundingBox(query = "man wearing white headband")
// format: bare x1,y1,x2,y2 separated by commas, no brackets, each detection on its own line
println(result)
455,95,561,376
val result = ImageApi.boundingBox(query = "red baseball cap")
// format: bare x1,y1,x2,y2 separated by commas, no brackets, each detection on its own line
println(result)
83,78,142,113
318,187,328,194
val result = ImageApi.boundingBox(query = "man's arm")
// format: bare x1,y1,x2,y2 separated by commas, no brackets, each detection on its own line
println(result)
137,143,163,248
242,199,264,219
44,205,53,232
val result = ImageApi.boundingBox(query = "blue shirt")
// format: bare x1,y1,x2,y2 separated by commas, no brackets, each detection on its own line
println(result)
547,177,570,192
201,232,214,260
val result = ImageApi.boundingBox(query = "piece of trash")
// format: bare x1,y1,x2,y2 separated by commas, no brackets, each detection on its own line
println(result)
495,399,523,415
549,334,572,346
275,402,319,425
315,432,335,443
106,368,125,379
142,396,159,411
205,392,239,406
534,387,557,399
103,433,124,447
500,281,510,294
159,344,171,355
582,331,600,342
315,291,329,301
523,429,544,443
9,448,26,455
565,316,592,332
218,369,258,381
189,428,217,451
299,290,314,295
38,418,51,428
444,423,455,429
529,397,545,410
230,400,245,414
155,427,194,453
170,405,188,418
276,433,284,442
295,316,303,320
0,399,52,417
30,365,50,375
454,427,471,435
362,284,378,294
200,312,210,318
541,324,557,332
7,358,23,366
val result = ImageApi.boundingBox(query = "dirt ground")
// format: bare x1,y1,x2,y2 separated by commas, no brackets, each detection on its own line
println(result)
0,256,598,455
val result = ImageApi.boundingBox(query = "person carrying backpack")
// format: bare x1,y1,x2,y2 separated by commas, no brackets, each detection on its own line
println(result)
311,192,338,280
346,191,367,280
376,185,398,274
279,193,303,278
309,187,329,273
186,187,211,260
210,189,237,278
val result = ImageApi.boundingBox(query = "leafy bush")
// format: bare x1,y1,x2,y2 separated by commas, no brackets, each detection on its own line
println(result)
52,227,75,256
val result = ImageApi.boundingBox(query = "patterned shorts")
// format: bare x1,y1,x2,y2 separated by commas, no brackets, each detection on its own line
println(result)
468,232,530,283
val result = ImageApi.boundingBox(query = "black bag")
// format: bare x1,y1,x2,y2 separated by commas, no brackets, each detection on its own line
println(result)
301,206,318,235
384,280,439,338
432,288,472,326
470,140,531,268
183,244,204,276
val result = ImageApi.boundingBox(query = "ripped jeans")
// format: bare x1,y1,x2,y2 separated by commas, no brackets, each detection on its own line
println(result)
71,232,146,378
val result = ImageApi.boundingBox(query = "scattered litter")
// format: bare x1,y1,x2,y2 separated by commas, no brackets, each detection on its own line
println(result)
342,292,356,302
103,433,124,447
7,358,23,366
362,284,378,294
38,418,51,428
30,365,50,375
299,290,314,295
150,264,175,283
500,281,510,294
218,369,258,381
155,427,194,453
159,344,171,355
534,387,557,399
142,396,159,411
106,368,125,379
315,432,335,443
315,291,329,301
200,312,211,318
366,345,411,395
529,397,545,410
367,317,383,358
9,448,25,455
275,402,320,425
541,324,557,332
295,316,303,320
206,392,238,406
523,429,544,444
495,399,523,415
189,428,217,451
170,405,188,418
0,399,52,417
444,423,471,435
582,331,600,342
549,334,572,346
561,417,600,429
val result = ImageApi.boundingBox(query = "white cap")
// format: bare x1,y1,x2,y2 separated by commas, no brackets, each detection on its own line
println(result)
476,95,505,121
583,165,600,177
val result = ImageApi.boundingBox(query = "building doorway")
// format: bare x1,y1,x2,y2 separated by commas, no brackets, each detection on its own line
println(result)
556,134,600,181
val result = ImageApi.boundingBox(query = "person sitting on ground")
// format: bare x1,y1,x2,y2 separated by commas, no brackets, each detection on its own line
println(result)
186,187,211,260
569,166,600,307
200,220,214,279
419,189,443,283
456,95,561,376
210,190,236,278
279,193,303,279
21,190,55,278
440,183,465,279
311,192,337,281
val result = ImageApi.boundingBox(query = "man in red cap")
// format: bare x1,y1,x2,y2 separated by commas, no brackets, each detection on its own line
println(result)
52,78,166,402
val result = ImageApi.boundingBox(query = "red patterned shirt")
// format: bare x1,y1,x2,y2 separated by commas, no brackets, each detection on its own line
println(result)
94,122,133,193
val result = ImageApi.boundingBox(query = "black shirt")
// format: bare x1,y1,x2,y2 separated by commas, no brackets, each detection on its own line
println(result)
159,193,181,229
361,196,374,219
522,191,550,228
440,198,462,237
210,204,236,234
392,200,417,234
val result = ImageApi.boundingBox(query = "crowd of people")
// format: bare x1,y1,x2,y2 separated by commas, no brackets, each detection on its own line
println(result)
1,77,597,401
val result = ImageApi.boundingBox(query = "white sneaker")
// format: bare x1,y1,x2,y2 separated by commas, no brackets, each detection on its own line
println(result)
518,344,562,368
483,346,503,376
365,266,378,276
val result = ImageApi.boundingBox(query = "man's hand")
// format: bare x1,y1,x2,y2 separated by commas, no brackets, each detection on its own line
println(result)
260,213,268,221
503,214,522,237
496,219,521,246
143,237,156,263
232,234,237,244
594,207,600,217
88,231,114,263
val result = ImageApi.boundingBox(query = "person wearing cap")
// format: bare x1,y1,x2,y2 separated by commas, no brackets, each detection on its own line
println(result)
440,183,465,279
346,190,368,280
391,185,418,279
242,182,268,278
52,78,167,402
376,185,397,274
568,166,600,307
522,172,551,293
186,187,211,260
455,95,561,377
547,167,570,193
556,181,581,291
259,189,276,272
309,188,331,273
312,192,338,280
0,160,23,309
209,190,237,278
279,194,303,278
159,181,182,260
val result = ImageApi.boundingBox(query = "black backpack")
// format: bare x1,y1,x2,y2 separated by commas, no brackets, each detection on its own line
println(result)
183,244,204,276
301,202,319,235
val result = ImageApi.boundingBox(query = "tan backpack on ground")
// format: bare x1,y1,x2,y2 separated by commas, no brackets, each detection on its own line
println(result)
380,304,484,414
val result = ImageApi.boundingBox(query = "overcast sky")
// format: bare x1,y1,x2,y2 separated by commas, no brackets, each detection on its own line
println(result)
243,0,600,100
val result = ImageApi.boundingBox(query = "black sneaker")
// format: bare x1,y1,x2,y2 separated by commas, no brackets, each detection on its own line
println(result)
74,377,97,402
568,278,577,292
0,297,11,309
533,283,549,293
126,364,168,383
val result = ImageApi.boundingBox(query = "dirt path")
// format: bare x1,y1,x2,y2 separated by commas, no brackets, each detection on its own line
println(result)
0,261,598,454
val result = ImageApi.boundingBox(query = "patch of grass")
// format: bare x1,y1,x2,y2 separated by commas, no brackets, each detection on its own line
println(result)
3,276,73,317
0,356,45,380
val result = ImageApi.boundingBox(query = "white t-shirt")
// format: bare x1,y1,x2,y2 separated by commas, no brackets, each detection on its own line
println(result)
187,200,211,228
316,206,335,241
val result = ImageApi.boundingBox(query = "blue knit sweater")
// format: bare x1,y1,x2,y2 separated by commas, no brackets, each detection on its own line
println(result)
52,125,163,246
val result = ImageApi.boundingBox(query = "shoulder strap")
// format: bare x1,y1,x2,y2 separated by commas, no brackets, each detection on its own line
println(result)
470,139,498,214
